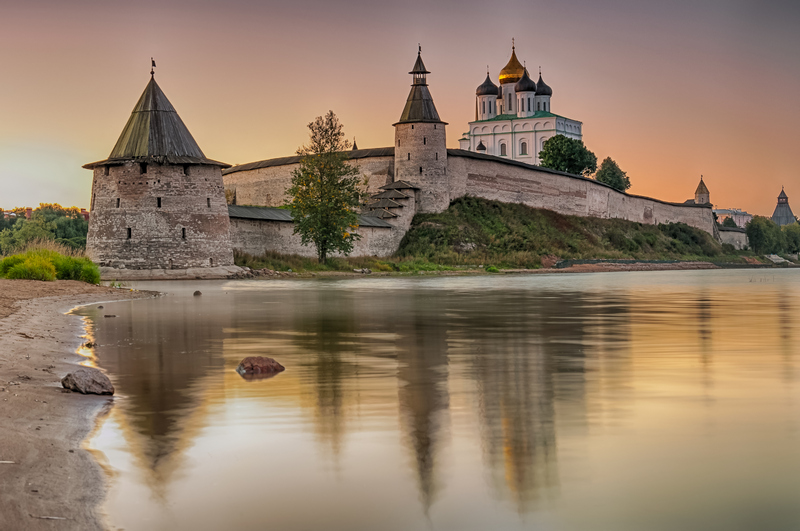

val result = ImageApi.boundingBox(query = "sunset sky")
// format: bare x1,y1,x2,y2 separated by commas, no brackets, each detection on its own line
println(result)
1,0,798,215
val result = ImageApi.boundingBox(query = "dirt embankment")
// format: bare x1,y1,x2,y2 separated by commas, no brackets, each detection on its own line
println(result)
0,280,155,531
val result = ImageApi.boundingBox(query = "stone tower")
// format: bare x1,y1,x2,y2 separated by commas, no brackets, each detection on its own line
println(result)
84,73,234,270
694,176,710,205
771,187,796,226
393,47,449,214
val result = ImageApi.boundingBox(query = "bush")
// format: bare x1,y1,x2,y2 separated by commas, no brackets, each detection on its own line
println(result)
485,265,499,273
0,247,100,284
5,254,57,281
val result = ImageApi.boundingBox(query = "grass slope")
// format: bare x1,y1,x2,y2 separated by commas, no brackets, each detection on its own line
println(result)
236,197,754,272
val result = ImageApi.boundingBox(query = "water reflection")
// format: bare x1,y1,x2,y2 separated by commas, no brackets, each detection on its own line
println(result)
80,271,800,531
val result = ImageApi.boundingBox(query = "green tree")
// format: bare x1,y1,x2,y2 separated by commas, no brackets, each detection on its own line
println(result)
721,217,738,228
286,111,366,263
595,157,631,192
538,134,597,177
746,216,783,254
783,223,800,254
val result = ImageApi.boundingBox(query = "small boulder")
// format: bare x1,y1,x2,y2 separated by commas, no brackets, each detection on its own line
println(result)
193,290,202,297
236,356,285,380
61,368,115,395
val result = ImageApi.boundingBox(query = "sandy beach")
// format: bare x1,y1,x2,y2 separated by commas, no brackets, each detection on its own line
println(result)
0,280,155,531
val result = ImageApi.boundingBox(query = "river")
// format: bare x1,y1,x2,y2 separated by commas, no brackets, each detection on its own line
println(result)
74,270,800,531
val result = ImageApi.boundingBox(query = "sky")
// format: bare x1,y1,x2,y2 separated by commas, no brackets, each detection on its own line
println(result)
1,0,798,215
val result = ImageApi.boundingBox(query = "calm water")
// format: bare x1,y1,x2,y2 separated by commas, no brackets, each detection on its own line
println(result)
75,270,800,531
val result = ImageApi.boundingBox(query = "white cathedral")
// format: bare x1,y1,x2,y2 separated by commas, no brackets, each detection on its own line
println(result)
458,42,583,164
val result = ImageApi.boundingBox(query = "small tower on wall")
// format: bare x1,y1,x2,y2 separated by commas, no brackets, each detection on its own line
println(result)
771,188,796,226
83,70,234,271
393,47,449,213
694,176,710,205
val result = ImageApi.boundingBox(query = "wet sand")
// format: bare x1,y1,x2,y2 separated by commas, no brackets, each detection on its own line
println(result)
0,280,155,531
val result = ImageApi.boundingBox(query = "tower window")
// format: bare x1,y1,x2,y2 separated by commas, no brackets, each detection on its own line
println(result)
207,198,211,208
419,167,423,174
423,137,426,145
411,125,414,130
104,166,109,176
435,152,438,160
183,165,190,175
538,102,541,111
482,101,485,114
126,228,131,239
408,153,411,160
116,198,120,208
157,197,162,208
434,124,437,129
139,163,147,174
182,228,186,240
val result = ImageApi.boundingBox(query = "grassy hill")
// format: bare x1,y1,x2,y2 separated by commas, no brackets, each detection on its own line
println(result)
235,197,755,272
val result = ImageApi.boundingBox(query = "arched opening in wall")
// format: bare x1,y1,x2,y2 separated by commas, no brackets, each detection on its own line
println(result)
139,163,147,174
520,142,528,155
500,144,507,156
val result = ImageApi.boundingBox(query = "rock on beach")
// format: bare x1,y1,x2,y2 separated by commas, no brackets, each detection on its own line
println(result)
61,368,115,395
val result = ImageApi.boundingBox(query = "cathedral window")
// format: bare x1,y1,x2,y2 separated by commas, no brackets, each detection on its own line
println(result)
482,101,485,114
538,102,541,111
500,144,507,156
521,142,528,155
528,98,531,111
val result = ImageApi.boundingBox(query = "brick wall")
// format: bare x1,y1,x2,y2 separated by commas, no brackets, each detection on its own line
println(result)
86,162,234,269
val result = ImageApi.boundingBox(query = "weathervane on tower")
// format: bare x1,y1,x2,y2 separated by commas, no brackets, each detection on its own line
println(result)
150,58,156,77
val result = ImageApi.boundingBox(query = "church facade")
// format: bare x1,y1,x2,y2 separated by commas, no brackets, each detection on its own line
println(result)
457,43,583,164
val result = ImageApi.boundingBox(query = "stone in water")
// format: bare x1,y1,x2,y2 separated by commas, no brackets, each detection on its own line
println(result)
236,356,285,381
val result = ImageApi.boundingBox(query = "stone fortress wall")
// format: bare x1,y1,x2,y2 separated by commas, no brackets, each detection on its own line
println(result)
223,148,715,258
87,162,234,269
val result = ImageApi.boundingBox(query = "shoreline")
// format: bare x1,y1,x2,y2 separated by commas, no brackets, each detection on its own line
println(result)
0,280,156,531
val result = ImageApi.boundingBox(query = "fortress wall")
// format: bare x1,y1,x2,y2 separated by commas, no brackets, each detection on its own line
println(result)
229,219,406,258
223,157,395,207
446,156,715,234
87,162,234,269
718,228,748,250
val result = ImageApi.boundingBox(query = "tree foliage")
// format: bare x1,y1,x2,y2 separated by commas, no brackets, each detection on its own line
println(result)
783,223,800,254
745,216,783,254
0,204,88,254
286,111,366,263
538,134,597,177
595,157,631,192
721,217,738,228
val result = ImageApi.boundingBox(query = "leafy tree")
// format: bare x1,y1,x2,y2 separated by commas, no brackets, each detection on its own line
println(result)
538,134,597,177
0,204,89,254
783,223,800,254
721,217,738,228
595,157,631,192
286,111,366,263
745,216,783,254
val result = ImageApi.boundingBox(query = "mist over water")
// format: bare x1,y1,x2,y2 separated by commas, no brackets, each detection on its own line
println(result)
78,271,800,530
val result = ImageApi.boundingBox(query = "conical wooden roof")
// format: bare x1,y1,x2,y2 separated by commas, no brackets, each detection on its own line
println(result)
84,76,228,168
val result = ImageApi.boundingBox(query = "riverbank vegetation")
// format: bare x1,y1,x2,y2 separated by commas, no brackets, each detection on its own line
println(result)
235,197,766,272
0,241,100,283
0,204,89,254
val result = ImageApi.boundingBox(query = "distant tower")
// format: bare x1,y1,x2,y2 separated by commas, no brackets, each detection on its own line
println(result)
476,69,498,121
498,40,524,115
771,187,797,226
393,46,449,213
83,72,234,270
694,176,710,205
534,68,553,113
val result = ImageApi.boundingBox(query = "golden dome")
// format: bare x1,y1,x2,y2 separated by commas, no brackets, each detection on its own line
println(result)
499,46,524,85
